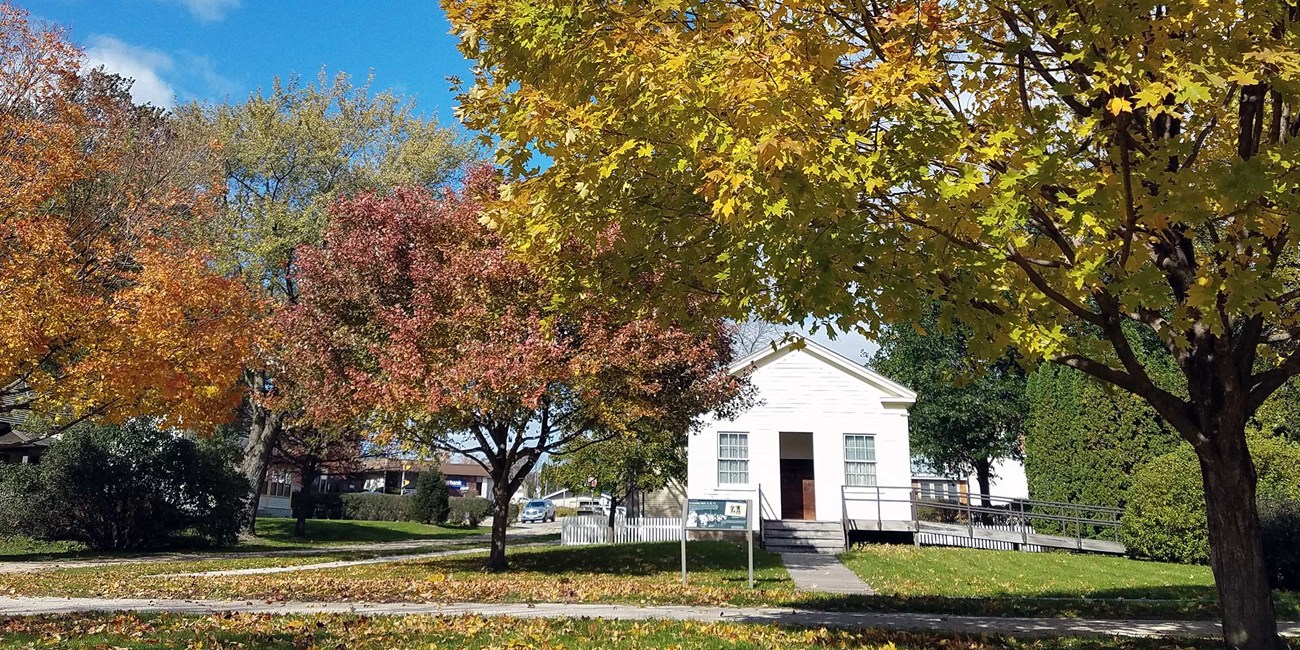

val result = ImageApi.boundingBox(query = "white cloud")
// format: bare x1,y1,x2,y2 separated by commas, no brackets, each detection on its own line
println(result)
169,0,240,22
177,52,241,100
83,36,178,108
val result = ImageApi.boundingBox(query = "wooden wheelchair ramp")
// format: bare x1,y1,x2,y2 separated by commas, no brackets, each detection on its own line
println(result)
842,486,1127,555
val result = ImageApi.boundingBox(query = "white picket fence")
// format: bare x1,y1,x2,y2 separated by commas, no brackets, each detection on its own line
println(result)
561,515,682,546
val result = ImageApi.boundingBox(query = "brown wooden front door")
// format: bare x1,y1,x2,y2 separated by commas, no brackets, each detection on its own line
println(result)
780,459,816,520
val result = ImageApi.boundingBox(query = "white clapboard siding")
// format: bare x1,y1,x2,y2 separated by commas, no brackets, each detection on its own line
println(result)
561,515,682,546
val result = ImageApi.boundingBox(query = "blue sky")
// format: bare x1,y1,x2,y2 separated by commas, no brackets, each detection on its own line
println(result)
26,0,877,360
28,0,470,123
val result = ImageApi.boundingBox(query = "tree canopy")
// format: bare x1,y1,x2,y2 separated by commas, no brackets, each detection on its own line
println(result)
176,71,478,530
870,306,1026,502
1,3,256,435
280,166,743,569
448,0,1300,644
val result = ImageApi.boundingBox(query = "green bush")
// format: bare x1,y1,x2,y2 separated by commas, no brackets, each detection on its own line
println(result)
339,493,411,521
0,464,46,538
410,469,450,525
449,496,491,527
10,420,247,550
1119,446,1211,564
1260,497,1300,590
292,491,344,520
554,506,577,518
1122,437,1300,567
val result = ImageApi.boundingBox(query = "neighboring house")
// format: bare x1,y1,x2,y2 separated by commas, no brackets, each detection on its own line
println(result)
686,336,918,530
256,468,297,517
909,456,1031,504
256,456,497,517
0,389,51,465
968,457,1030,500
910,458,968,504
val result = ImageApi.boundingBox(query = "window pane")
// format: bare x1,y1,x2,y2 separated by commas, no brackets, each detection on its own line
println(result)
719,433,748,483
845,435,875,462
846,461,877,487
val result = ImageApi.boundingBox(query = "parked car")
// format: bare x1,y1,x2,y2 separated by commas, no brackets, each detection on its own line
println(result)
574,499,626,518
575,499,604,516
519,499,556,523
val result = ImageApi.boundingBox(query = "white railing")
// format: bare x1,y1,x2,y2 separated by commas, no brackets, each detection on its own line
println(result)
561,515,683,546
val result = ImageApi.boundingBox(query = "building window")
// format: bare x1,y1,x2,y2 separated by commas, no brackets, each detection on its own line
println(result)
718,433,749,484
262,471,292,498
844,435,877,487
917,480,960,503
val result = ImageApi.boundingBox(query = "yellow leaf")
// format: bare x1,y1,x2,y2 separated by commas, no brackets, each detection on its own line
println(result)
1106,97,1132,115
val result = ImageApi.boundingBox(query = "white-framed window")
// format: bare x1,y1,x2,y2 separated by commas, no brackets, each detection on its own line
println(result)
917,479,960,502
717,432,749,484
262,470,293,498
844,434,877,486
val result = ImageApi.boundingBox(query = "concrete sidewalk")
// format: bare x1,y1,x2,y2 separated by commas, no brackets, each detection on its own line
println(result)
0,596,1296,639
780,553,875,595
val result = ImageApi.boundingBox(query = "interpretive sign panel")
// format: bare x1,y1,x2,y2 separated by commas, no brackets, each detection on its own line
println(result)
685,499,749,531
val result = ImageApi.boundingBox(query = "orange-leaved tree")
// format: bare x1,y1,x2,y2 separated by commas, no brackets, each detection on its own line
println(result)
280,166,743,570
0,3,257,435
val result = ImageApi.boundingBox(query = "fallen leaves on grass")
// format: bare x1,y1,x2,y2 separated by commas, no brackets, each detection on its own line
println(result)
0,613,1222,650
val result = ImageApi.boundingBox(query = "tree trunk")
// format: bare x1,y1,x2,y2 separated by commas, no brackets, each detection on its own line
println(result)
293,467,318,538
606,492,625,543
974,458,993,509
487,477,511,571
1198,427,1282,650
239,406,284,535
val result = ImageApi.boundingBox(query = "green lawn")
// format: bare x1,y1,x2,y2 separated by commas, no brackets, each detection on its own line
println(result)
3,540,1297,621
0,613,1220,650
0,518,485,561
246,517,484,547
841,545,1216,600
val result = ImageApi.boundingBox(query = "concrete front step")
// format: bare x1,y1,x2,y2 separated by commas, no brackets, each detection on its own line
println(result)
764,529,843,541
763,520,843,532
765,541,844,554
762,520,844,554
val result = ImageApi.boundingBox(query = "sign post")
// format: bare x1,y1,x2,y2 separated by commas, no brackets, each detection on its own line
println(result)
682,498,754,588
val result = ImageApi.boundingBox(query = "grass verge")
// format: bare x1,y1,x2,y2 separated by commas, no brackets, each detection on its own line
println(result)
0,613,1221,649
0,518,486,561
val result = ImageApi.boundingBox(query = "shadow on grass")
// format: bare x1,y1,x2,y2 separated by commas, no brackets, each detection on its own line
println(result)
250,518,482,546
777,585,1243,621
406,540,786,578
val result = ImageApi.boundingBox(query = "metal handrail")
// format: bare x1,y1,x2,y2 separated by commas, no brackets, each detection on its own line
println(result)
839,484,1124,545
842,485,1124,516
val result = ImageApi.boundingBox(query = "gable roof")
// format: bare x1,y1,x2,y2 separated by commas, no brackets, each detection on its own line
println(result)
729,335,917,406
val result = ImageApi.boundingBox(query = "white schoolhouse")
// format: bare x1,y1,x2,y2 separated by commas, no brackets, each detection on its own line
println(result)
686,336,918,539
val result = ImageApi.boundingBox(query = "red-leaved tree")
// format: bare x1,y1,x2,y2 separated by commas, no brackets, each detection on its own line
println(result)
280,166,742,569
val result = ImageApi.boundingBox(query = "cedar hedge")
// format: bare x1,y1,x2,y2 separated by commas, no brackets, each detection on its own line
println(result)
410,468,451,525
1023,364,1181,516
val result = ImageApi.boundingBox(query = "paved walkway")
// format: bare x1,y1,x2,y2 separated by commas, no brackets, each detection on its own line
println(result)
0,596,1296,639
780,553,875,595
